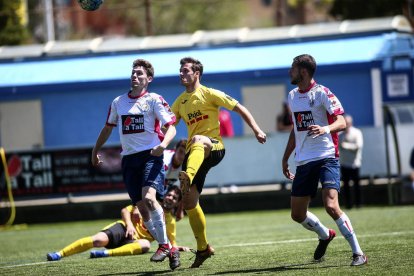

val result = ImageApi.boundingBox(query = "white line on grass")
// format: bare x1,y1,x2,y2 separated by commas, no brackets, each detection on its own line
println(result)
0,261,49,269
218,230,414,248
1,230,413,269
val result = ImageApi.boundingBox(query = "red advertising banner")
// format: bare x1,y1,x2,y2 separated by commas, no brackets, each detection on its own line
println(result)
1,146,124,197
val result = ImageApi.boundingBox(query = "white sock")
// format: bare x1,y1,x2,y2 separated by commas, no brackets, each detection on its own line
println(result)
143,219,158,241
103,250,109,256
150,207,169,246
300,211,330,240
335,213,363,255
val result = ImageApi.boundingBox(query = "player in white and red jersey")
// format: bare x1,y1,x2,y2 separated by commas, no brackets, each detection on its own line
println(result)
163,139,187,221
164,139,187,188
281,54,367,266
91,59,180,270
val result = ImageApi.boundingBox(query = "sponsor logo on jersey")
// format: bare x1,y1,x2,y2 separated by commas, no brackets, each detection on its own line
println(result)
186,110,209,126
122,114,145,134
294,111,315,131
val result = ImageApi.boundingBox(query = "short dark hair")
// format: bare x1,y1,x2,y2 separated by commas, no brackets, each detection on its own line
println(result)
180,57,203,76
293,54,316,77
167,185,182,202
132,59,154,78
174,138,187,150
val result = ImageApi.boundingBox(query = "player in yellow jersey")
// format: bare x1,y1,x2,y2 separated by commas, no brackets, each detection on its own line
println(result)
171,57,267,268
46,186,188,270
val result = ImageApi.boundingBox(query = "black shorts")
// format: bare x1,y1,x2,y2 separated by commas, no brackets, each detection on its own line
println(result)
101,222,133,249
182,149,225,194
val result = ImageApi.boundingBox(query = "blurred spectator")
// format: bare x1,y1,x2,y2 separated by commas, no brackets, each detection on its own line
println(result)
276,101,293,132
219,109,234,137
339,114,363,209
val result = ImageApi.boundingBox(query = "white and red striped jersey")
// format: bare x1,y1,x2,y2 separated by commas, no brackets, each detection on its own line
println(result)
106,91,176,156
163,149,181,187
288,81,344,166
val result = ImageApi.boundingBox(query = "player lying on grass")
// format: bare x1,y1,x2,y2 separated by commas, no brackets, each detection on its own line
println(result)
46,186,189,263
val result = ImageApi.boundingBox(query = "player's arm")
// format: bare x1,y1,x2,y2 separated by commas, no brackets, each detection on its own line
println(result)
91,125,113,166
282,129,295,180
232,103,266,144
151,124,176,156
121,206,137,239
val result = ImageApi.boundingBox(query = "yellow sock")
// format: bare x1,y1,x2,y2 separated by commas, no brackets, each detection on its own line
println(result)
186,203,208,251
60,237,93,257
108,242,142,256
186,142,205,183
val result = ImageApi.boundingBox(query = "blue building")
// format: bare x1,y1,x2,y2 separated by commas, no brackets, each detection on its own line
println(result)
0,15,413,151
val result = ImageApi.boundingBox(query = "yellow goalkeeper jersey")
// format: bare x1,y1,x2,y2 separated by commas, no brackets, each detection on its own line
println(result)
171,85,238,152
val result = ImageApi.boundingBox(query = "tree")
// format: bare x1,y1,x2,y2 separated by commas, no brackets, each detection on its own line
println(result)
104,0,246,36
329,0,413,20
0,0,29,45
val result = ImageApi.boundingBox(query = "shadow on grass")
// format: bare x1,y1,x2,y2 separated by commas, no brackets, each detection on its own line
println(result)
96,261,344,275
98,269,183,276
210,261,343,275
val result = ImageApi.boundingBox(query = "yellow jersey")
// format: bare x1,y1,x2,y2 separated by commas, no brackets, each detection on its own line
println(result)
171,85,238,152
103,205,177,246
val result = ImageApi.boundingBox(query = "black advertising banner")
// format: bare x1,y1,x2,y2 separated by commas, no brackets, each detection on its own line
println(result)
0,146,124,197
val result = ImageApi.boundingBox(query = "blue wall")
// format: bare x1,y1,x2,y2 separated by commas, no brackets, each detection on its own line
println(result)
0,61,378,148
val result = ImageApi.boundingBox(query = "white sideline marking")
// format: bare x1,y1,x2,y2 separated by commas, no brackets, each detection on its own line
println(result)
0,261,49,269
1,230,413,269
218,230,414,248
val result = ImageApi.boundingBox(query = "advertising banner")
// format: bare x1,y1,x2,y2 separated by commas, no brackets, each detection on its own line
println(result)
1,146,124,197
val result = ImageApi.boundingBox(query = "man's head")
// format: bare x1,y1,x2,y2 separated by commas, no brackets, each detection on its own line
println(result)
344,114,353,129
162,185,182,210
131,59,154,88
179,57,203,87
289,54,316,85
173,139,187,165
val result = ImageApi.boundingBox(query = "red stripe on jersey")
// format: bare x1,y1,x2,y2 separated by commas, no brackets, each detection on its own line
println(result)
163,116,176,128
327,111,340,158
154,119,164,142
203,115,209,119
105,105,117,126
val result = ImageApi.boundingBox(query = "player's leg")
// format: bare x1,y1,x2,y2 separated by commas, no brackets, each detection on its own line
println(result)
90,223,130,258
183,149,224,268
46,235,95,261
107,240,150,257
47,230,108,261
122,152,160,249
321,158,367,266
292,160,334,261
179,135,212,190
141,155,173,263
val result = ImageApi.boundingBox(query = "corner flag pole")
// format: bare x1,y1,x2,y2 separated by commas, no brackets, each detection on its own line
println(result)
0,147,16,226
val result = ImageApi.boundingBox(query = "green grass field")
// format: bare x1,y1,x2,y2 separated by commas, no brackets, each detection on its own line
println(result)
0,205,413,275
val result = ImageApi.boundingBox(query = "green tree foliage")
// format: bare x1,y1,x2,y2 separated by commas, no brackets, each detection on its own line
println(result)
329,0,411,20
105,0,246,36
0,0,29,45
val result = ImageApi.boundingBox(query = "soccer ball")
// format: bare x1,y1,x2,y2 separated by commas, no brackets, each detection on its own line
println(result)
77,0,103,11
